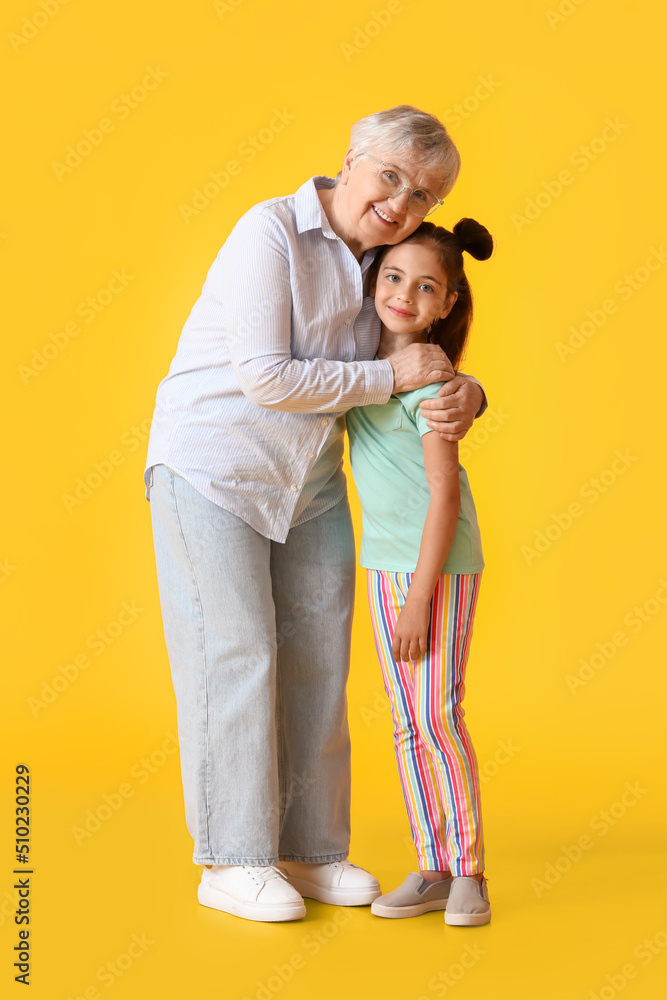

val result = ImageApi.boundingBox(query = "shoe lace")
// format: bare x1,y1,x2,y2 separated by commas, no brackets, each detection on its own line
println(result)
241,865,287,886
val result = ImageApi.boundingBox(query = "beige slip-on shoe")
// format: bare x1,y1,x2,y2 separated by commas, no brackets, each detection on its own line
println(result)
371,872,452,918
444,875,491,926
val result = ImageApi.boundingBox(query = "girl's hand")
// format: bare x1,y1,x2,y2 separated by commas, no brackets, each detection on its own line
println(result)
392,597,431,663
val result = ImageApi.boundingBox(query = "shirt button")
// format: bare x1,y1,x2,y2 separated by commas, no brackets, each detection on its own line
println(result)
307,451,314,458
290,485,298,492
344,317,351,325
320,419,327,426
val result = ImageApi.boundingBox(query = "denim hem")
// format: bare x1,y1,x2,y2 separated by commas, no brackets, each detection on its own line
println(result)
194,856,281,866
278,852,348,863
194,852,350,865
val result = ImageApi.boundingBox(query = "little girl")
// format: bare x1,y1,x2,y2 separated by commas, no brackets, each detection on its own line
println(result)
346,218,493,925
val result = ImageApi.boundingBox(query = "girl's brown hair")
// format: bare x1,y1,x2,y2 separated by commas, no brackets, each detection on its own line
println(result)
372,218,493,369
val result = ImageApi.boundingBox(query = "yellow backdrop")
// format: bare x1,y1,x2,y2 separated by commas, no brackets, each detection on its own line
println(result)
2,1,666,997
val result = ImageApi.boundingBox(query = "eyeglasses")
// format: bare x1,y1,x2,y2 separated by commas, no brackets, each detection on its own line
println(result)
359,152,444,218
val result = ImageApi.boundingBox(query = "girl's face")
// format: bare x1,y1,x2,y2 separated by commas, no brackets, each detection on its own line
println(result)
371,241,457,335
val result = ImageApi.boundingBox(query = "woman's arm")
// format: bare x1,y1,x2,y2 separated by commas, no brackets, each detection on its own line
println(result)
221,208,392,412
391,433,461,664
220,208,453,412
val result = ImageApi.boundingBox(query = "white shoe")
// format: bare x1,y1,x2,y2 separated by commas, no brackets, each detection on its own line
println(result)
198,865,306,922
278,860,381,905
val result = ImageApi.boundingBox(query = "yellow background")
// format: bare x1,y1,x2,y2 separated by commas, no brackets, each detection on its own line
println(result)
2,0,666,997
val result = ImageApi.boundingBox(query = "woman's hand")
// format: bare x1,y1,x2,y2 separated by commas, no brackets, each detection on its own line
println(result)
392,596,431,663
388,343,455,393
418,376,484,440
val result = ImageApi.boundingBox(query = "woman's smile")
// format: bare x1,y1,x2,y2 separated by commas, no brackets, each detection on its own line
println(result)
372,204,398,225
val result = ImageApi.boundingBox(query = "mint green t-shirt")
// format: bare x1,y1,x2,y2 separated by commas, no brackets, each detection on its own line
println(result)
346,382,484,575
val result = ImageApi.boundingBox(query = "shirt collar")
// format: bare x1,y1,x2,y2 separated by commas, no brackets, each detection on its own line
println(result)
294,175,378,276
294,175,339,239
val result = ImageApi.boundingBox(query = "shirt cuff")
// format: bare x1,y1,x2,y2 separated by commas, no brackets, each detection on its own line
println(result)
360,359,394,405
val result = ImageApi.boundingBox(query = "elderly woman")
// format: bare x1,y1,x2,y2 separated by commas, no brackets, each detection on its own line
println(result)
145,105,486,922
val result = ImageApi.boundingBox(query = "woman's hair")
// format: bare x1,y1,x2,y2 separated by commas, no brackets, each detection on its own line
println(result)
348,105,461,196
372,219,494,370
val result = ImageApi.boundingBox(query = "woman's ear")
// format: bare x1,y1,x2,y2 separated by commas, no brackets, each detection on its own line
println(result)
339,148,356,185
439,291,458,319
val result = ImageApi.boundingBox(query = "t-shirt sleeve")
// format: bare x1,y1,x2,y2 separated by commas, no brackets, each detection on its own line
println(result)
396,382,447,437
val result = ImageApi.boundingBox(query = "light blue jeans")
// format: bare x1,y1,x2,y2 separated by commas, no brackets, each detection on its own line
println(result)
149,464,356,865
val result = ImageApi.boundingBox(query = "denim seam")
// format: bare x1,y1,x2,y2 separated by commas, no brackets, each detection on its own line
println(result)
275,646,286,839
169,470,211,858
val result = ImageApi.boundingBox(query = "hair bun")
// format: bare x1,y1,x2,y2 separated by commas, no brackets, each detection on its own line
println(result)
452,218,493,261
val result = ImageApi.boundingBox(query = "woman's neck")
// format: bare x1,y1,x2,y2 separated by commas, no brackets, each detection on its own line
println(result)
376,326,427,360
317,186,369,262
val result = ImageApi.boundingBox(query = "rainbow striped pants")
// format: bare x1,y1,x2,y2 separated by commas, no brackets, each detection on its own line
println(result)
367,570,485,876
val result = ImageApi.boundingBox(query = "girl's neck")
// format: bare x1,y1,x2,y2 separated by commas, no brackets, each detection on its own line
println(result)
376,325,427,360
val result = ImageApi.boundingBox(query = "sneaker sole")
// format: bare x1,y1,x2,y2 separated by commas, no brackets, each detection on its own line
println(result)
285,876,381,906
444,909,491,926
198,882,306,922
371,898,448,919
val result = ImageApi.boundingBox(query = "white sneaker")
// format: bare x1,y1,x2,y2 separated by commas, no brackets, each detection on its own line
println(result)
198,865,306,922
278,860,381,905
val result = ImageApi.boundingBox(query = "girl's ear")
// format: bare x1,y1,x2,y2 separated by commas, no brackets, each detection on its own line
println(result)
439,291,458,319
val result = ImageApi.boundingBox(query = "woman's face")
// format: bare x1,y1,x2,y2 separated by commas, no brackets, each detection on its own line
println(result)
339,148,445,249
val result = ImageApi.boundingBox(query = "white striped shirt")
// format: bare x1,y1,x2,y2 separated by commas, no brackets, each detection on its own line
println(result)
144,175,396,543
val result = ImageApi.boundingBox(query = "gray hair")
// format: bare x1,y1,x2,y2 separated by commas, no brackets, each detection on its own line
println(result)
348,105,461,197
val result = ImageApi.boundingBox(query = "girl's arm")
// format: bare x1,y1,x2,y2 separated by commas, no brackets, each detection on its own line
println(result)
392,433,461,664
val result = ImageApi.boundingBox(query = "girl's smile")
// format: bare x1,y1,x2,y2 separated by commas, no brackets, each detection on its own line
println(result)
371,241,458,343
